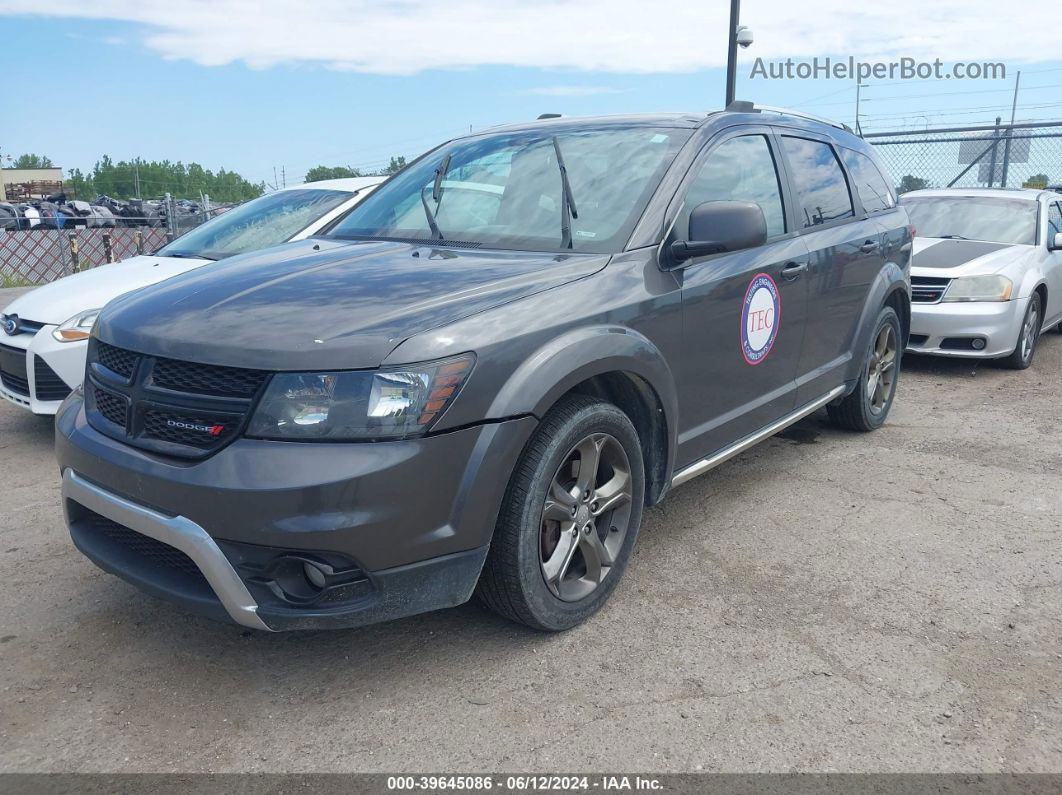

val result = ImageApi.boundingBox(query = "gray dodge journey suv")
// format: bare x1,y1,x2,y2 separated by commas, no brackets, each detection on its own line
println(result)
56,104,912,632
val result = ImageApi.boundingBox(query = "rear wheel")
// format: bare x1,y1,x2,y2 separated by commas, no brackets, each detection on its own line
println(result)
827,305,901,432
476,395,645,631
1000,293,1041,370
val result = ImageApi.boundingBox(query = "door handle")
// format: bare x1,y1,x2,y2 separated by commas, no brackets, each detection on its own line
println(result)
860,239,880,253
780,261,808,281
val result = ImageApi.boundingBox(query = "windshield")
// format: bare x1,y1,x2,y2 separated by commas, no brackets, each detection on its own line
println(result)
902,197,1038,246
326,126,691,254
158,188,353,260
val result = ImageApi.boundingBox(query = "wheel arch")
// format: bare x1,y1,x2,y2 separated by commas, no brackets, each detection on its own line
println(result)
845,263,910,389
486,325,678,506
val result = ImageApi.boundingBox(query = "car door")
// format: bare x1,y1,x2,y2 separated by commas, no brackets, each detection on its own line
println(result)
671,128,810,467
776,135,887,405
1044,200,1062,328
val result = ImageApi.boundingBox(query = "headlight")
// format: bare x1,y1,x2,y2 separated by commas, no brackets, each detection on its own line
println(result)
246,354,474,441
942,275,1013,303
52,308,103,342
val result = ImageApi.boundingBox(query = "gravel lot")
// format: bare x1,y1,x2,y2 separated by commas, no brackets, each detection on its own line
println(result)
1,285,1060,773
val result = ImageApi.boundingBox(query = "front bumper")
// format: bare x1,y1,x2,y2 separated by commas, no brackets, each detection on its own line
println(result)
907,297,1027,359
56,393,537,631
0,329,85,414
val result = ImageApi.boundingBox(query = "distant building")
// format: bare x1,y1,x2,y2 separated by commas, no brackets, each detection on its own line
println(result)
0,167,65,201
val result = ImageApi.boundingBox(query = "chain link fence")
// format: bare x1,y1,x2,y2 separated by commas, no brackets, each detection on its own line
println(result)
1,194,233,285
866,120,1062,194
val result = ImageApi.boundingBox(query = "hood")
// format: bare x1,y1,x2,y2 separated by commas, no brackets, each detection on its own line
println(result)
911,238,1034,278
1,254,212,326
97,238,609,371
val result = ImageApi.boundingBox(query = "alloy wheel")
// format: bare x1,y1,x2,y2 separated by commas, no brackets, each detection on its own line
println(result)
1020,303,1039,364
539,433,634,602
866,323,897,415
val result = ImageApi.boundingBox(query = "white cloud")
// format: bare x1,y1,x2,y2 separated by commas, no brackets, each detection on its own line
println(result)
523,86,624,96
4,0,1054,75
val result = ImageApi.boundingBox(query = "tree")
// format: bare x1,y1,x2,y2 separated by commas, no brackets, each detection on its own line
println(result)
1024,173,1050,189
304,165,362,182
64,156,264,202
13,153,54,169
897,175,931,194
383,156,407,176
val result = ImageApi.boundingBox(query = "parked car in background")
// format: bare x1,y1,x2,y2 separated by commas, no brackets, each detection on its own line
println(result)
902,188,1062,368
1,177,383,414
55,106,912,633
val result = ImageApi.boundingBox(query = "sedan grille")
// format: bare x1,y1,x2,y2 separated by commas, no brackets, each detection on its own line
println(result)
33,356,72,402
0,343,30,397
911,276,951,304
85,339,270,459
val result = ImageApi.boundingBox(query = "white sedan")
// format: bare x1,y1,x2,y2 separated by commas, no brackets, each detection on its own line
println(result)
0,177,382,414
903,188,1062,369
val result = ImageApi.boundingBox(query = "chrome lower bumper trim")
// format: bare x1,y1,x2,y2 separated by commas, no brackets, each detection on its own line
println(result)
671,386,846,488
61,469,271,631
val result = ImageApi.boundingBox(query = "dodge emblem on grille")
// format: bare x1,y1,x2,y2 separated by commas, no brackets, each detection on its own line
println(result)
166,419,225,436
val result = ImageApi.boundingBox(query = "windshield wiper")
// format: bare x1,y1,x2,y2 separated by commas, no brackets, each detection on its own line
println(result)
552,136,579,249
419,154,453,241
938,234,970,240
161,251,219,261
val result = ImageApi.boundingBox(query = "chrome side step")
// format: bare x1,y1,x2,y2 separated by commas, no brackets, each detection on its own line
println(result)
670,386,846,488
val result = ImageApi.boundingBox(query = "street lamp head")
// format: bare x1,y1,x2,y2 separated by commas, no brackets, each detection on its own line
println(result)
736,26,754,48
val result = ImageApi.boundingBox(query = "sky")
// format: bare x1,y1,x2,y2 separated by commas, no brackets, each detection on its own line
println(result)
1,0,1060,191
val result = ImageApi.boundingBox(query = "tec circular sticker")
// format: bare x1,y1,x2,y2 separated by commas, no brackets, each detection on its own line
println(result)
740,273,781,365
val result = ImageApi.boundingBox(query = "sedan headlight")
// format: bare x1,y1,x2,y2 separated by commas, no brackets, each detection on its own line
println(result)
52,308,102,342
942,275,1013,303
246,354,474,441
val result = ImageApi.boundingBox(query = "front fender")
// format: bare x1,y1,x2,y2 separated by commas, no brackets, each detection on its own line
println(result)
487,325,676,422
845,261,910,387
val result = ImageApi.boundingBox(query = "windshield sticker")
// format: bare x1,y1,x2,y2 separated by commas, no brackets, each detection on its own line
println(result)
741,273,781,365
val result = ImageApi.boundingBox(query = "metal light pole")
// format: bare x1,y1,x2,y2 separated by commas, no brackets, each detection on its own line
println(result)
725,0,741,106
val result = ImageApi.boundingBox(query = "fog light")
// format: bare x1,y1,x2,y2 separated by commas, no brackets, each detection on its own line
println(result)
972,338,986,350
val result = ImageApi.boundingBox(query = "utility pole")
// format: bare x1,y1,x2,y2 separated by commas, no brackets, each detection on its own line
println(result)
854,75,863,136
281,166,286,189
1001,70,1021,188
725,0,741,106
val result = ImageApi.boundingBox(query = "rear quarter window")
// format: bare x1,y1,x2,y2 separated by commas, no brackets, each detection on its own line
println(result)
841,149,896,214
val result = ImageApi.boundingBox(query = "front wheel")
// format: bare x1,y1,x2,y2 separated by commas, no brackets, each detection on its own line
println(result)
1000,293,1042,370
827,305,902,432
476,395,645,631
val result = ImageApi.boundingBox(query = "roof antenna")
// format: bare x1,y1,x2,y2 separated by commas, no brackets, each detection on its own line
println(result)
537,113,562,120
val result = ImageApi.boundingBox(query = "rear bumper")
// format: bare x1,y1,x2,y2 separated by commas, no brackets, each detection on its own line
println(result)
0,330,83,414
56,392,537,631
907,297,1026,358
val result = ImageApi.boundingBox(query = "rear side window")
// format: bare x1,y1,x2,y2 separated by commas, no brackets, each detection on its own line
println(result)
780,137,855,228
841,149,896,214
680,135,786,238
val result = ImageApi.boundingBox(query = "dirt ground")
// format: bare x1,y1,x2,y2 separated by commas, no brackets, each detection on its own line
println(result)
1,285,1060,773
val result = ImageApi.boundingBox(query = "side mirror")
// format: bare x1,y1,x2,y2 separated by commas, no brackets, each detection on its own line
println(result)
1050,232,1062,251
669,200,767,264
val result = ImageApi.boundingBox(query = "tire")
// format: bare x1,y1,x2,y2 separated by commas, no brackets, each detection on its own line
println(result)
476,395,645,631
827,305,902,432
1000,292,1042,370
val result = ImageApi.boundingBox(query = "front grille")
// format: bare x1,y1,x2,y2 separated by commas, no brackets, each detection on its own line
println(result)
142,408,238,449
85,340,269,459
0,343,30,397
912,276,951,304
151,357,267,398
90,383,129,429
89,513,206,582
96,341,137,380
33,356,72,402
